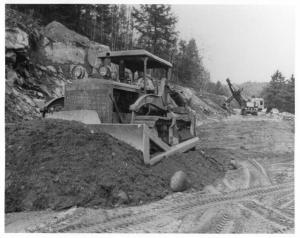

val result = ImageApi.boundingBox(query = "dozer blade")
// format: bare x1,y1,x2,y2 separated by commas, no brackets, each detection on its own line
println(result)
89,124,146,152
45,112,199,165
89,123,199,165
45,110,101,124
149,137,199,165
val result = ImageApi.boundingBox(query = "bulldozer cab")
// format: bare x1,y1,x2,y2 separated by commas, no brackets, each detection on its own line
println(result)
98,50,172,92
91,50,176,123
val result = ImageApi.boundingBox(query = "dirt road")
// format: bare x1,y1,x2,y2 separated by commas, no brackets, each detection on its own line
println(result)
5,114,294,233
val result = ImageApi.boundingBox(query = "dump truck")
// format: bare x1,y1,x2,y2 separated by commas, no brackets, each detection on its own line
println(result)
41,50,199,165
222,78,263,116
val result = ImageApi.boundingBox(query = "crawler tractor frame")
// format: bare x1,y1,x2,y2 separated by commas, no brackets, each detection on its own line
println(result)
41,50,199,165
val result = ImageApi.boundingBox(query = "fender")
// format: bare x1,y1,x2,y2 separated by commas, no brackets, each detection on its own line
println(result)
129,94,167,112
40,96,65,117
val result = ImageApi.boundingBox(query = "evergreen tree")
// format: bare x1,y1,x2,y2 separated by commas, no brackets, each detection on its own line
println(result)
215,81,226,95
173,38,209,90
9,4,135,50
132,4,178,60
261,70,295,113
285,74,295,113
111,5,134,50
262,70,285,109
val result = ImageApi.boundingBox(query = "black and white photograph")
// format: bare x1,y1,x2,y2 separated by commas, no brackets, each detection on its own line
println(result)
3,0,296,234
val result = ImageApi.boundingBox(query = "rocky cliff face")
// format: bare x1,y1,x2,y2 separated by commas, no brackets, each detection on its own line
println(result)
5,9,109,123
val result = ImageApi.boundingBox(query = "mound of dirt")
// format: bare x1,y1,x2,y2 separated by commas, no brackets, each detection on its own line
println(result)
5,119,228,213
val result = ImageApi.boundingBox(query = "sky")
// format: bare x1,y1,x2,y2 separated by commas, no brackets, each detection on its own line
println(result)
171,5,295,84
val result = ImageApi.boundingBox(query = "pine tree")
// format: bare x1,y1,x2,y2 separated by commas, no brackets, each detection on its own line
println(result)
132,4,178,60
215,81,226,95
10,4,135,50
285,74,295,113
263,70,285,109
112,5,134,50
261,70,295,113
173,38,209,90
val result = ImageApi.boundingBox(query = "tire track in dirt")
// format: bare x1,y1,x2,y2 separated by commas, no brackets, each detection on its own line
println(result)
238,158,272,189
31,182,293,232
232,220,244,233
277,199,294,218
239,200,294,229
85,184,292,233
280,200,294,210
25,157,293,232
249,158,272,184
189,210,231,233
212,213,231,233
273,194,294,209
254,199,294,220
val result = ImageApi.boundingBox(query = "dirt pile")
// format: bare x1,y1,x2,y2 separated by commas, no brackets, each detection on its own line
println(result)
6,119,228,213
171,85,232,125
266,111,295,121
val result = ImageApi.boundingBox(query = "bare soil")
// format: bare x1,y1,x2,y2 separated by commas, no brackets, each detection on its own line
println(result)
5,119,227,213
5,115,294,233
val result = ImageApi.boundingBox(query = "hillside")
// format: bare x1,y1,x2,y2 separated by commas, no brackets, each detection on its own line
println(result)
238,81,268,98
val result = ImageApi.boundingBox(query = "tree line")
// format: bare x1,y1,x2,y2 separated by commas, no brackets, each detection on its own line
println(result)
260,71,295,114
8,4,230,95
8,4,135,51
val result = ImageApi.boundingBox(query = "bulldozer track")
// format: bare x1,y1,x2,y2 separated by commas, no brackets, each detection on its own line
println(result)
32,182,293,232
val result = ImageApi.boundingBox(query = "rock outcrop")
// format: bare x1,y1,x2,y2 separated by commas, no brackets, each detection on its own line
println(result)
171,85,231,125
5,27,29,50
34,21,109,76
5,9,110,123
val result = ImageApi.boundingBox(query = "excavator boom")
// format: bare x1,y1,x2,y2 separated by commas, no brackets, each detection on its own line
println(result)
223,78,258,115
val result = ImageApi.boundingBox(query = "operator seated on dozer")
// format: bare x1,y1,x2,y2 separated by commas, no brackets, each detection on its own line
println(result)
98,57,118,81
135,71,155,93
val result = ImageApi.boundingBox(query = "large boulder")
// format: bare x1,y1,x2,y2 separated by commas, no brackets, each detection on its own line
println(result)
39,21,109,70
43,21,90,46
5,28,29,50
43,42,86,65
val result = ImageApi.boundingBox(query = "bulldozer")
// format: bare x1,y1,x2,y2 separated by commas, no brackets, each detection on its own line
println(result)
40,50,199,165
222,78,263,116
